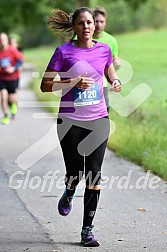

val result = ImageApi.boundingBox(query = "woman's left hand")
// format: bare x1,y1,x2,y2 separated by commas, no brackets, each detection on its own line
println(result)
109,79,121,92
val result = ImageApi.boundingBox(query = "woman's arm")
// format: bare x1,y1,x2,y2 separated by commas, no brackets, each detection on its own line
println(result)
113,56,121,70
40,68,95,92
40,68,73,92
104,64,121,92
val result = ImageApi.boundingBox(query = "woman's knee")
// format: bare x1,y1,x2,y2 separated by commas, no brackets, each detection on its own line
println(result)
1,89,8,100
85,171,101,187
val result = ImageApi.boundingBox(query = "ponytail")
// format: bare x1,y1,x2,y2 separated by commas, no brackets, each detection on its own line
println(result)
48,9,73,33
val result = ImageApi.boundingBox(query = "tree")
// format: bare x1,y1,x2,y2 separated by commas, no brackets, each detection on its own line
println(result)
123,0,148,9
0,0,166,47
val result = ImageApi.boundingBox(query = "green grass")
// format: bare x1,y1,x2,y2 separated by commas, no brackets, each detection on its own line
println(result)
24,28,167,180
108,28,167,179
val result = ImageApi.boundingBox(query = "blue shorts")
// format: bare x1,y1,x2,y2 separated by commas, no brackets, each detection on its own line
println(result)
0,79,19,94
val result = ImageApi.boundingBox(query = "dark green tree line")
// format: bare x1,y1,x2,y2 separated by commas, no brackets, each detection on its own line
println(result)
0,0,166,47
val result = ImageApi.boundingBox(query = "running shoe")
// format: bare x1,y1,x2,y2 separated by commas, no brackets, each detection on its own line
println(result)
1,115,10,125
58,193,73,216
81,225,100,247
10,103,17,117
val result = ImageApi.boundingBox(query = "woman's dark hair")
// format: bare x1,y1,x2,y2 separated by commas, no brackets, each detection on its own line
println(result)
71,7,95,25
48,7,95,35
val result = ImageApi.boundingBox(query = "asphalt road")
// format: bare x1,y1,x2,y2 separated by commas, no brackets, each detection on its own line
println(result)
0,65,167,252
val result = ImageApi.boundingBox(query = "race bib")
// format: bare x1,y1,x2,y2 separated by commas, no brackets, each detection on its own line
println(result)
73,83,100,106
0,57,11,67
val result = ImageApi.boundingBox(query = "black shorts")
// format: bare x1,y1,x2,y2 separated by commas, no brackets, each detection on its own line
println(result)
0,79,19,94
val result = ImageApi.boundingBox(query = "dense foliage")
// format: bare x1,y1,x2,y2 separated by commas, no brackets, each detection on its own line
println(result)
0,0,167,47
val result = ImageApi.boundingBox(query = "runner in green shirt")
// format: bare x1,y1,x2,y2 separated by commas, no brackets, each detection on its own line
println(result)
93,7,121,112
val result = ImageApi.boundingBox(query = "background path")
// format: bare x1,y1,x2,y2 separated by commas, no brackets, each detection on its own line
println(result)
0,65,167,252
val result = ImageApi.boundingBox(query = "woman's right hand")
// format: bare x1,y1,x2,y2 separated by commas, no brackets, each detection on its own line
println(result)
74,72,95,90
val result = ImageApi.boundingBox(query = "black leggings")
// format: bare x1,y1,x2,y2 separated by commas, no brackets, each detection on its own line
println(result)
57,117,110,187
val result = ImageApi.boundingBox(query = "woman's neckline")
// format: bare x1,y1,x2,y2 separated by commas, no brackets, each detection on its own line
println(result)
71,40,96,49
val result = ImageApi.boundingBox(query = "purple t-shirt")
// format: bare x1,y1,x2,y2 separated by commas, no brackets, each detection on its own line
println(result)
47,40,113,121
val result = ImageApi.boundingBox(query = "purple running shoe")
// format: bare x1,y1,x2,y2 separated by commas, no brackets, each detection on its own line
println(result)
58,194,72,216
81,225,100,247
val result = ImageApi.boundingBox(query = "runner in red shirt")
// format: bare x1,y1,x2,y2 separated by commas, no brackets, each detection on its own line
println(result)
0,33,23,124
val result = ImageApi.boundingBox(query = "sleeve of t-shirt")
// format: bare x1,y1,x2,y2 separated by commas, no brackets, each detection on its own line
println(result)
105,45,113,67
111,37,119,57
47,47,63,71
